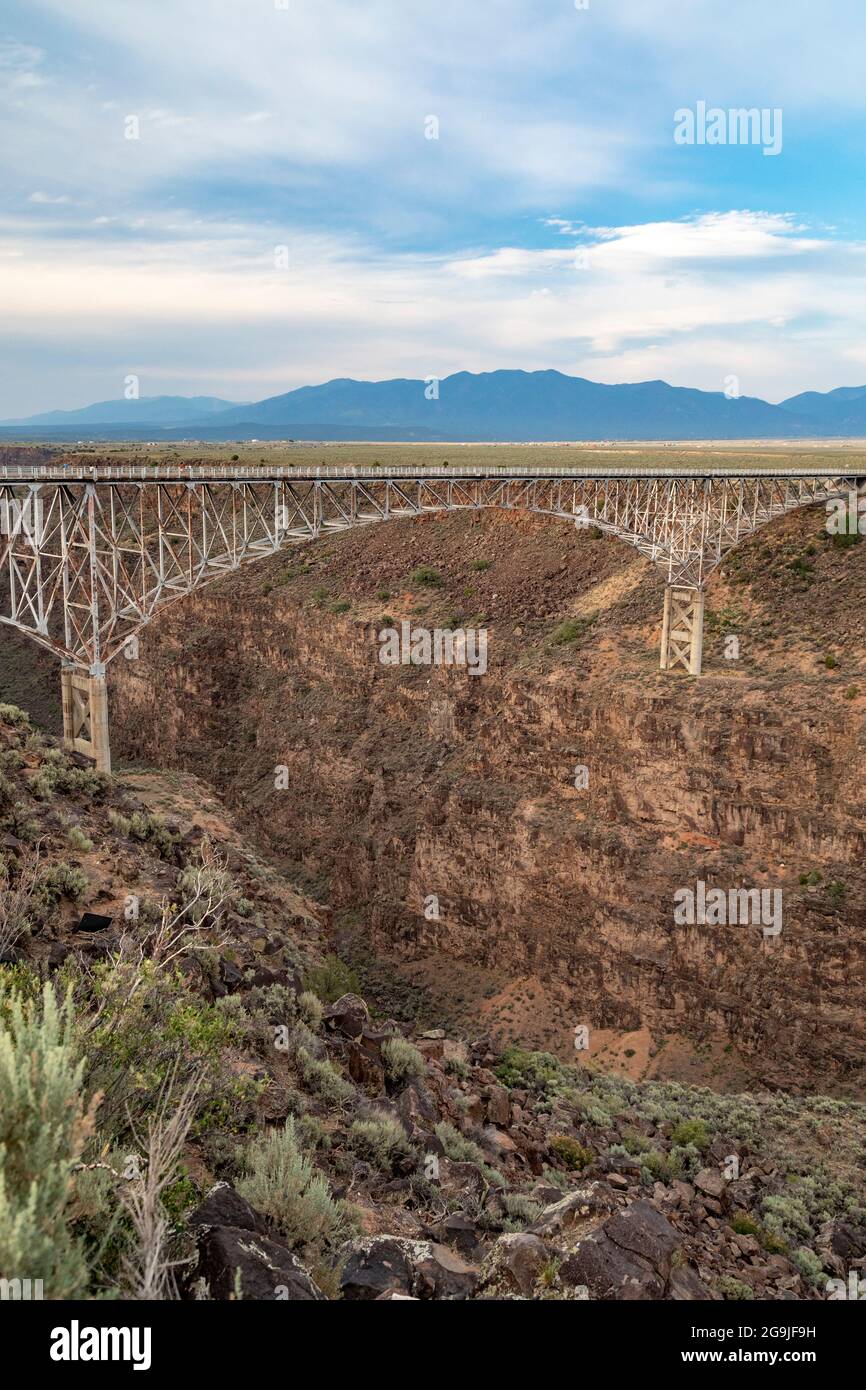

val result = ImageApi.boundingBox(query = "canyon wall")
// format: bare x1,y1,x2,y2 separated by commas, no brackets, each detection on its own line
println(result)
101,507,866,1093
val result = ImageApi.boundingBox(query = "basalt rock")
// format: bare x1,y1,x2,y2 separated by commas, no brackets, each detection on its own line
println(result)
528,1184,615,1239
185,1187,323,1301
189,1226,325,1301
482,1233,552,1298
323,993,370,1038
559,1199,702,1301
341,1236,479,1301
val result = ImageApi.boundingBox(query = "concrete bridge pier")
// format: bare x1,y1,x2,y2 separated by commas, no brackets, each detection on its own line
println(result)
660,585,705,675
61,664,112,774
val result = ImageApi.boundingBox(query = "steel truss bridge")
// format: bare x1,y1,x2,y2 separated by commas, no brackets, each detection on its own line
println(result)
0,460,862,771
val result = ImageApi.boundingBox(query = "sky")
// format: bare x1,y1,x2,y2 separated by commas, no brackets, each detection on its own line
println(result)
2,0,866,416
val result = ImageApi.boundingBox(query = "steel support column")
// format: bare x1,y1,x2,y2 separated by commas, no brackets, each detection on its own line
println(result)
660,586,705,675
61,664,111,773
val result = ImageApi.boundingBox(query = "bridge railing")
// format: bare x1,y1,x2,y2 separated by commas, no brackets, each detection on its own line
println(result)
0,461,858,483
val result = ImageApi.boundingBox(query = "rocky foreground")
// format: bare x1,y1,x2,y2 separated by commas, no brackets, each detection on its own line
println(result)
0,703,863,1301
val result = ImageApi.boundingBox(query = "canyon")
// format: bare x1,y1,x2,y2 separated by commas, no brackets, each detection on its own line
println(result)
56,501,860,1099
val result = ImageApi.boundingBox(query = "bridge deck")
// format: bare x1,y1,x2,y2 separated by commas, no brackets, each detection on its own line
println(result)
0,462,858,484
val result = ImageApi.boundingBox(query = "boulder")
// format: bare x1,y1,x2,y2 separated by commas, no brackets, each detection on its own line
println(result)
425,1212,483,1258
441,1159,487,1197
816,1219,866,1279
669,1264,714,1300
414,1244,480,1300
340,1237,415,1300
190,1226,324,1300
561,1232,664,1300
188,1183,270,1237
218,957,245,994
528,1184,614,1238
346,1035,386,1091
481,1125,519,1157
603,1200,681,1280
323,993,369,1039
483,1233,551,1298
484,1085,511,1126
396,1081,438,1130
560,1199,695,1301
695,1167,727,1201
341,1236,479,1301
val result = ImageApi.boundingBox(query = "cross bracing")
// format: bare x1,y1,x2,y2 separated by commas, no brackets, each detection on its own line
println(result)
0,466,860,771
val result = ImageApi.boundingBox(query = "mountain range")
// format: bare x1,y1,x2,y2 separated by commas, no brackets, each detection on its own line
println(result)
5,371,866,441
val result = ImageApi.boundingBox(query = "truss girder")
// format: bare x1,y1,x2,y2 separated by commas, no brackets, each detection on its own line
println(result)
0,474,854,669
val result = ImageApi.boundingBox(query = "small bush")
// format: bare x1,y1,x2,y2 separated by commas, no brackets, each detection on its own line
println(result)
669,1118,711,1152
381,1036,425,1085
719,1275,755,1301
304,955,360,1004
792,1246,825,1286
238,1116,351,1256
348,1114,414,1172
434,1121,504,1187
502,1192,543,1228
495,1047,568,1098
67,824,95,853
31,862,88,926
0,703,30,728
641,1149,675,1183
296,1047,354,1105
0,770,15,813
32,758,109,801
761,1193,811,1247
0,980,99,1296
410,565,444,588
549,613,597,647
297,991,323,1031
548,1134,593,1171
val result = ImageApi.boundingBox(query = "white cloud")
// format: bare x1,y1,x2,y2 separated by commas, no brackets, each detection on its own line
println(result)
3,1,866,411
1,209,865,412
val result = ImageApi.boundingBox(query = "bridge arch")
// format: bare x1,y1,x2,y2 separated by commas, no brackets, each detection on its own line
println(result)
0,464,859,770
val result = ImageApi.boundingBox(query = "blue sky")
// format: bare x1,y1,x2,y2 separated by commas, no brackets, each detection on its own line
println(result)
2,0,866,415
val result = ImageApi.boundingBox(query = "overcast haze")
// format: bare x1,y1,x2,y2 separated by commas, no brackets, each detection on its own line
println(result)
2,0,866,417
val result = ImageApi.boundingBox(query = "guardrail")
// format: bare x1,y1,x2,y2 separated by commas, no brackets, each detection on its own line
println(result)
0,462,858,483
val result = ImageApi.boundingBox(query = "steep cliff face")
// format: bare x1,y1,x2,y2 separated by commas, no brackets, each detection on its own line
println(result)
87,507,866,1093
